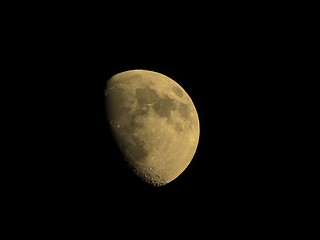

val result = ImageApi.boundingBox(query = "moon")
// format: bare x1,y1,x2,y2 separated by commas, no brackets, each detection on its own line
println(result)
104,69,200,187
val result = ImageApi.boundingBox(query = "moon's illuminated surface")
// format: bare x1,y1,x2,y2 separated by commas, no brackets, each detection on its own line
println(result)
104,69,200,187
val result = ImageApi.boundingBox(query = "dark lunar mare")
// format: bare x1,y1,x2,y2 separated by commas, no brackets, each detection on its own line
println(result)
135,86,191,122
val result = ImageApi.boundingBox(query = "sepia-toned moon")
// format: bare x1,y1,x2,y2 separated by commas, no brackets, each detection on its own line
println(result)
104,69,200,187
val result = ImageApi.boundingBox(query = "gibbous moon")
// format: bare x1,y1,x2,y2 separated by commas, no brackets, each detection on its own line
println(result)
104,69,200,187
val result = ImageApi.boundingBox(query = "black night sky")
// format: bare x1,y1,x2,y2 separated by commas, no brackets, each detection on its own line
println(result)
43,34,285,206
11,5,300,235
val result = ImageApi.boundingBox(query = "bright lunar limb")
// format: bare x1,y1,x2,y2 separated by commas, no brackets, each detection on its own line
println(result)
105,69,200,187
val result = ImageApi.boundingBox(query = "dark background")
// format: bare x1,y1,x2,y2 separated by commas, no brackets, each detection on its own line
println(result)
7,3,303,235
36,29,285,217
